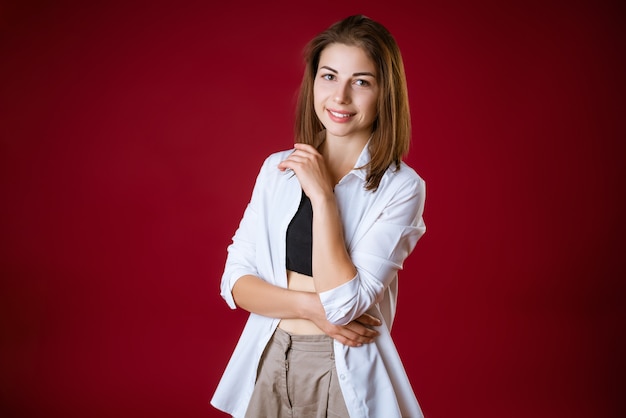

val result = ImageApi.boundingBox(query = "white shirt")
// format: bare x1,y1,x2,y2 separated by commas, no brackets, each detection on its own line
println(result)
211,144,426,418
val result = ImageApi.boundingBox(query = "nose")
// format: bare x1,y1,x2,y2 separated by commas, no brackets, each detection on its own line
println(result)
333,81,351,104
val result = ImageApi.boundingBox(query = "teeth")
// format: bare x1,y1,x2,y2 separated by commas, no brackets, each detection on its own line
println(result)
330,110,351,118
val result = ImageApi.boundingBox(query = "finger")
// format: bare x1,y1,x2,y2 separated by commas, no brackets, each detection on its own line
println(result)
293,143,319,154
355,313,383,327
348,321,380,339
280,150,316,166
286,153,312,164
292,146,324,164
329,332,362,347
277,154,308,171
342,323,379,342
335,332,370,347
325,324,374,347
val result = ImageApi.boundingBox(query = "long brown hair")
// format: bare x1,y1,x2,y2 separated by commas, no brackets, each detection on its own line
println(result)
295,15,411,191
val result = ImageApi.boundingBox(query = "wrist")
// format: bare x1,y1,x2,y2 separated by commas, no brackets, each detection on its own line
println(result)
309,191,337,214
299,291,324,322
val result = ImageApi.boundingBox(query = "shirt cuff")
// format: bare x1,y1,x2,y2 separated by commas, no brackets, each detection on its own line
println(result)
318,274,359,325
220,269,252,310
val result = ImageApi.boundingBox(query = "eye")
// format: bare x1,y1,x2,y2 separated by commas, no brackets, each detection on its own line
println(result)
321,73,336,81
354,79,370,87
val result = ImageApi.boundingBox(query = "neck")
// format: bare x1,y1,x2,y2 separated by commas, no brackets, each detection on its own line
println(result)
320,132,369,185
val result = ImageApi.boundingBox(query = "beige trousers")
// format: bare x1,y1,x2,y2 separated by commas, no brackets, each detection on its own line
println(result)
244,328,349,418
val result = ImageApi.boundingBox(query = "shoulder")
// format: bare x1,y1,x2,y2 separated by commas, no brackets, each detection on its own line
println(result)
247,148,296,201
376,162,426,220
262,149,293,166
397,161,424,184
249,148,294,186
380,161,425,195
255,148,293,171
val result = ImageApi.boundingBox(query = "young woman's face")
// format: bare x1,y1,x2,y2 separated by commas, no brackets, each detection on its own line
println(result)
313,43,379,142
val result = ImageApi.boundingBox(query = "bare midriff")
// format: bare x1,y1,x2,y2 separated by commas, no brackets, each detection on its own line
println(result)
278,270,325,335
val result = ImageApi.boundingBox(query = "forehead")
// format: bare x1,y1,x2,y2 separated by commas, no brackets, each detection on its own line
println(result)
317,43,377,75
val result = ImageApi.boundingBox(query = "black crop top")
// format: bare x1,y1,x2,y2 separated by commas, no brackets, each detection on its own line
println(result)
285,190,313,276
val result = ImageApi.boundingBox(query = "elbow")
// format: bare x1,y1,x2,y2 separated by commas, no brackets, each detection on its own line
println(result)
220,269,255,310
319,274,379,325
220,280,239,310
325,306,355,326
323,294,373,326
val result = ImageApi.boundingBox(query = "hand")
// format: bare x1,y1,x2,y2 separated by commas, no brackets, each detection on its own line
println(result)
317,313,382,347
277,143,334,202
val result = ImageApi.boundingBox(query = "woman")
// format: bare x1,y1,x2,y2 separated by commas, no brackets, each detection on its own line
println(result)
211,15,426,418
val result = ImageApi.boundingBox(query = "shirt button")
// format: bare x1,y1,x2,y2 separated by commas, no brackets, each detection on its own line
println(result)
340,374,346,380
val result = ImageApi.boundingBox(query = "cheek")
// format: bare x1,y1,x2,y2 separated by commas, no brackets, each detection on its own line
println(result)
313,83,327,103
362,96,379,119
313,88,326,111
314,104,323,119
312,91,325,120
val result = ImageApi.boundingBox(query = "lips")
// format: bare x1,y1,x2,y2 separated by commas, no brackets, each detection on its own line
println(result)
327,109,355,121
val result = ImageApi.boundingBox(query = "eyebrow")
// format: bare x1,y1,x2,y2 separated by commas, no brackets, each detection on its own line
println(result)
319,65,376,78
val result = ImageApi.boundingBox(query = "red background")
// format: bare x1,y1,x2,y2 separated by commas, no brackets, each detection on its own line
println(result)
1,0,624,417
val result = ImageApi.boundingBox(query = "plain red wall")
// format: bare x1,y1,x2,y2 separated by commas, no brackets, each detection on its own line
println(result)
1,0,624,417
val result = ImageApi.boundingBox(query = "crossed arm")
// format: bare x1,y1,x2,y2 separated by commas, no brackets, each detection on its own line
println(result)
232,143,380,347
232,275,380,347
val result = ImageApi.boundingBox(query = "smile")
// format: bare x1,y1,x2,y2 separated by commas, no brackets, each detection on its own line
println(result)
328,109,355,119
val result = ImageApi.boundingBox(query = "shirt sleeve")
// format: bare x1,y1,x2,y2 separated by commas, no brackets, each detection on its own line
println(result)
219,157,269,309
319,176,426,325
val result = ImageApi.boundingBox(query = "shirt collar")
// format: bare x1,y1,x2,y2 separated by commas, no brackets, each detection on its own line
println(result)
348,141,371,181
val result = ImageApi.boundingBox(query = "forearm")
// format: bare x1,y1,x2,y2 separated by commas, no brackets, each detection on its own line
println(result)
311,195,357,293
231,274,321,320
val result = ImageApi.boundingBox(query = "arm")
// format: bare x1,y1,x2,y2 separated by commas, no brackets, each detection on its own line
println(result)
222,154,379,346
232,274,316,320
232,274,380,346
320,175,426,326
276,145,426,327
277,144,357,292
310,194,358,292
